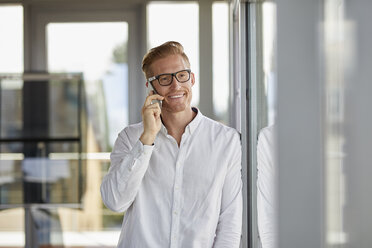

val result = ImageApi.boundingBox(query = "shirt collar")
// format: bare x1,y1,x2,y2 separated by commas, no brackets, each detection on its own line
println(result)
160,107,203,136
187,107,202,134
160,122,168,135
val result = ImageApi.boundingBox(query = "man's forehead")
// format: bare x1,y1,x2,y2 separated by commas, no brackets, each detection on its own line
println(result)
150,54,188,74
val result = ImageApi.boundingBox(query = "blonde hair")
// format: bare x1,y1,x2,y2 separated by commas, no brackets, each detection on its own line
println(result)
142,41,191,78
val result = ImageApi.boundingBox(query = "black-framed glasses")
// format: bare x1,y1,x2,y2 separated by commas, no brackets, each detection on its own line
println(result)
147,69,191,86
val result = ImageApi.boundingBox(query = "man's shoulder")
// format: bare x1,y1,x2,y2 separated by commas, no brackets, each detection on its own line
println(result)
257,124,277,159
127,121,144,130
201,116,240,139
118,122,144,138
258,124,276,142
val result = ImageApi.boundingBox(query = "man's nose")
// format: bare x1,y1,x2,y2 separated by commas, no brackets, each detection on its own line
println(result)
169,76,181,89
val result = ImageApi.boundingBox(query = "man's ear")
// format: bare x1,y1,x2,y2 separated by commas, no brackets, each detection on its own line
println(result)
191,72,195,86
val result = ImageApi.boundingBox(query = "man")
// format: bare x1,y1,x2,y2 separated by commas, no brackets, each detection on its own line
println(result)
101,41,242,248
257,125,278,248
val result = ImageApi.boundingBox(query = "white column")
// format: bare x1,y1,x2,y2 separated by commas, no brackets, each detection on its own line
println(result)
199,0,214,119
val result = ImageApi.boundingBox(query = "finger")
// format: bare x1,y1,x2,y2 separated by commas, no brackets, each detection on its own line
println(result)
143,106,161,118
145,104,162,114
143,101,161,111
144,104,159,111
144,94,164,107
153,107,161,118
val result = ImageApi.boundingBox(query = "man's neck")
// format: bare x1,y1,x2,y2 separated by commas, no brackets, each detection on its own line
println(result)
161,108,196,146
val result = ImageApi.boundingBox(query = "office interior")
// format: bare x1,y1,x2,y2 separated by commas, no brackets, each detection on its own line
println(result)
1,0,372,247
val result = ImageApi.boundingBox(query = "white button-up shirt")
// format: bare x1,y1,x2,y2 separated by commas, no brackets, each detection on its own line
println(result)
101,109,242,248
257,125,278,248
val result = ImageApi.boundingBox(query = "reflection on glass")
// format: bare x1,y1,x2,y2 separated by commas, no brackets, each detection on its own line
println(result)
0,73,113,246
212,2,229,124
256,4,278,248
49,79,80,138
324,0,349,246
147,2,200,107
0,79,23,138
0,145,23,204
0,75,85,205
263,2,277,126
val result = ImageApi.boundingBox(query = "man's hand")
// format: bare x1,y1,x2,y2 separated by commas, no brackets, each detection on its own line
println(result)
140,91,164,145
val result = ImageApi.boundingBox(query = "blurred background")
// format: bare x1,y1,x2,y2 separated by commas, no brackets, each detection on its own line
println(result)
1,0,372,247
0,1,233,247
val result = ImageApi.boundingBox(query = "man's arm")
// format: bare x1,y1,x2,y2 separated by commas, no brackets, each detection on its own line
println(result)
100,129,153,212
257,125,277,248
214,131,243,248
100,92,163,212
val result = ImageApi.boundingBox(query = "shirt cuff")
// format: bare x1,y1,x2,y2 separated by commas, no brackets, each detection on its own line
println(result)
127,140,154,171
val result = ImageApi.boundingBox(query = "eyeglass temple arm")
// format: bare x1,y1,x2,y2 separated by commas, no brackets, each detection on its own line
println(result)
147,76,156,82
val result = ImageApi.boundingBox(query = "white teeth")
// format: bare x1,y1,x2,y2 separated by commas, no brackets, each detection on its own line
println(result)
169,94,183,99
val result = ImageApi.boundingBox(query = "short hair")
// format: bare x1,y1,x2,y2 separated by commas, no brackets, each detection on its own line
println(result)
142,41,191,79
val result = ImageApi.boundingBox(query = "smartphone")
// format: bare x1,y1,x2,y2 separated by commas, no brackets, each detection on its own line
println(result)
147,82,162,107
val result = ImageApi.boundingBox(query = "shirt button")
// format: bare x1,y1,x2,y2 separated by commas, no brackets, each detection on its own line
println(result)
174,211,178,215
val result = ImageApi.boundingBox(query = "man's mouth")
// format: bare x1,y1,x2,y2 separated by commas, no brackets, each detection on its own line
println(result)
168,93,185,99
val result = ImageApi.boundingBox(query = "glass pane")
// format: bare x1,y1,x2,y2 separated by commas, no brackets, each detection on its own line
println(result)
0,77,82,140
47,22,127,245
49,78,81,138
256,3,278,248
0,143,23,205
0,5,23,73
147,2,200,107
212,2,229,124
24,142,81,204
0,78,23,138
262,2,277,126
47,22,128,150
0,208,25,247
0,75,85,205
324,1,347,246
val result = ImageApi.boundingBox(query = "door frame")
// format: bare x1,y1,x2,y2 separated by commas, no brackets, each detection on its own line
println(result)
25,4,146,123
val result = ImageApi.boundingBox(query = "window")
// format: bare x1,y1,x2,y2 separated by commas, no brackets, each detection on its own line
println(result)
0,5,23,73
47,22,129,148
147,2,200,107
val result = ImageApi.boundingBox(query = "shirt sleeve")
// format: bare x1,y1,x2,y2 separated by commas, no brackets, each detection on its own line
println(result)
100,127,154,213
257,126,278,248
214,131,243,248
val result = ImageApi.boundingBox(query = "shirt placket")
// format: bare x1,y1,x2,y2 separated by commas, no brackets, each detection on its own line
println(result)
169,134,187,248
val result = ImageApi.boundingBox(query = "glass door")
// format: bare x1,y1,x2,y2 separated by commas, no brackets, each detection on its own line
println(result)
4,7,142,248
46,22,129,247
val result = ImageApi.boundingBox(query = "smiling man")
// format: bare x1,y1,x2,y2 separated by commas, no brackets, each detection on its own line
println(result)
101,41,242,248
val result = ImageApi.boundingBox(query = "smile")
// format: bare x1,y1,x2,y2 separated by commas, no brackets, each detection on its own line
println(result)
168,94,185,99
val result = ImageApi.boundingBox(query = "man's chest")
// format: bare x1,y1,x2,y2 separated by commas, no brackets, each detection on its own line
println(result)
144,138,229,197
